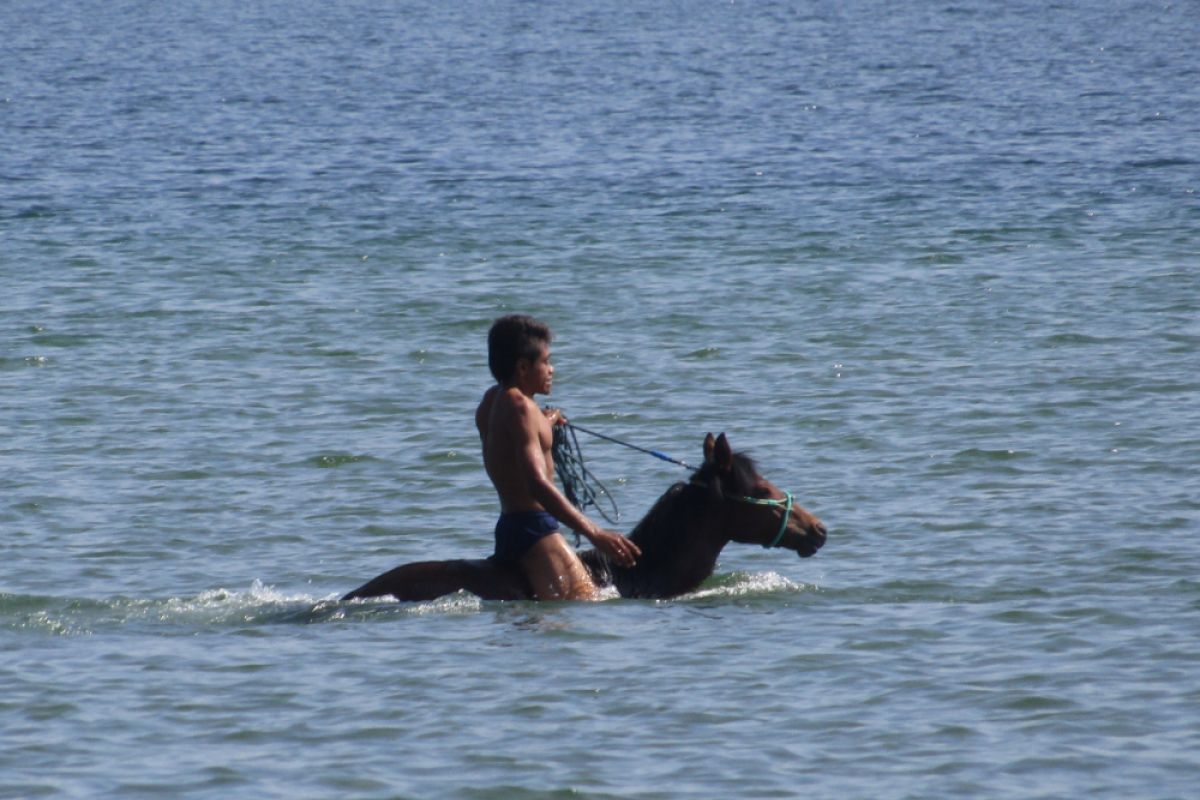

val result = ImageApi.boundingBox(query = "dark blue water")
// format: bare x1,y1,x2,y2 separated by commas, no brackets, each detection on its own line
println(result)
3,1,1198,797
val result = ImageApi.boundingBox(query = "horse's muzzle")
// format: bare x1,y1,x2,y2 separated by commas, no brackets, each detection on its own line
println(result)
796,520,827,558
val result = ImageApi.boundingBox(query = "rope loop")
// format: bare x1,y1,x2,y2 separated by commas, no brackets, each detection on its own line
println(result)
552,422,621,534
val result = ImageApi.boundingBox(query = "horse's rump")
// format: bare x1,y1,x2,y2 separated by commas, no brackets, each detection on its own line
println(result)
342,558,531,602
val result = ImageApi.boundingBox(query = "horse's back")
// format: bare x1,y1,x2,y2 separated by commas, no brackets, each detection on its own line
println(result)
342,557,531,602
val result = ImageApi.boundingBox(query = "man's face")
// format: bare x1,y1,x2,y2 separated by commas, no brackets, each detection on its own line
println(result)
517,344,554,396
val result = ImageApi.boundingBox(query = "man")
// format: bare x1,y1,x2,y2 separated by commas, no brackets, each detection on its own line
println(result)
476,315,641,600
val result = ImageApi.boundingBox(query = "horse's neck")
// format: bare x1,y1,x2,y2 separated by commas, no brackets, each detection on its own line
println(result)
583,521,728,599
640,538,726,597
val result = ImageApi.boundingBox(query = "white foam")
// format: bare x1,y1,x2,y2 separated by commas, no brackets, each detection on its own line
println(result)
681,571,813,601
337,588,485,617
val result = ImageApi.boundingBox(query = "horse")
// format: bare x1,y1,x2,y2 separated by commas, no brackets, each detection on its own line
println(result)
342,433,827,602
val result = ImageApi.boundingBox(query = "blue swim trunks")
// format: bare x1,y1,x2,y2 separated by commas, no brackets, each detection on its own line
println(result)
491,510,561,564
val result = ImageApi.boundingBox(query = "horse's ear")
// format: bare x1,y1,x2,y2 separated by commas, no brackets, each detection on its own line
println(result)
714,433,733,473
703,433,716,463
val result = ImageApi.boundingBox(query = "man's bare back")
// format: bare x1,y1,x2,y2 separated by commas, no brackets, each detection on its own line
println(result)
477,321,639,600
476,384,557,514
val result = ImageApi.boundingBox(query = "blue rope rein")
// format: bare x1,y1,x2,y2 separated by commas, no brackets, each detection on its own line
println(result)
564,422,693,470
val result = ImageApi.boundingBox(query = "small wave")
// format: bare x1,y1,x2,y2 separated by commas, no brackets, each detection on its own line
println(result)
305,453,379,468
1038,332,1116,347
950,447,1031,462
1124,157,1195,169
683,346,722,360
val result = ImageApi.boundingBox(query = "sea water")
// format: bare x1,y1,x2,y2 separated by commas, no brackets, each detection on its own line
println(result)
3,0,1198,797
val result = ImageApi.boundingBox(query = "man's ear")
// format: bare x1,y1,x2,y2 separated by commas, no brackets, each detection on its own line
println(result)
703,433,716,463
714,433,733,473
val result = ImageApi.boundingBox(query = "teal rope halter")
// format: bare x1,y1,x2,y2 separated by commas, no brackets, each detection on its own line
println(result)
733,491,794,549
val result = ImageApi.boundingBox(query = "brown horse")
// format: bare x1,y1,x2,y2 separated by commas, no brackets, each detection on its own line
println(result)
342,433,827,602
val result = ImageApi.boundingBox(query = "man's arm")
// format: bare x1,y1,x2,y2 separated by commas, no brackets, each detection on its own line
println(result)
512,400,641,567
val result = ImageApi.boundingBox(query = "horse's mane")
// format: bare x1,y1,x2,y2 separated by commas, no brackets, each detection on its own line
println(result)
694,450,760,501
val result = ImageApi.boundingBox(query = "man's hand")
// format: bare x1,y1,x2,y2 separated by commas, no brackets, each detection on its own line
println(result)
585,528,641,568
542,406,568,426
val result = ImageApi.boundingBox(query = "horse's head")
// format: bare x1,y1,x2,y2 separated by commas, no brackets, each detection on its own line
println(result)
694,433,827,557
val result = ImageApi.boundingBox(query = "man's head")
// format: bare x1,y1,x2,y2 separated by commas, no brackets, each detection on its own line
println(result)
488,314,553,386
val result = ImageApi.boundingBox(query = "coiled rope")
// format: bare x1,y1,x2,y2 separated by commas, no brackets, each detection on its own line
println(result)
552,417,693,534
552,422,621,525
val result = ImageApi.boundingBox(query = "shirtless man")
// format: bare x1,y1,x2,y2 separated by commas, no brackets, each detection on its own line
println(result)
476,315,641,600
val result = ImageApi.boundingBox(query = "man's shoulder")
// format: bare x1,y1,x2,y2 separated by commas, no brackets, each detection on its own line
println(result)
494,391,550,446
479,384,526,407
478,384,528,417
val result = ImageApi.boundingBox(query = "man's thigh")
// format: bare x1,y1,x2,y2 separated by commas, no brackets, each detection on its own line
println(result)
519,532,597,600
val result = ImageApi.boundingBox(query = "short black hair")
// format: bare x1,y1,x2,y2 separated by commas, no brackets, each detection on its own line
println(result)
488,315,552,383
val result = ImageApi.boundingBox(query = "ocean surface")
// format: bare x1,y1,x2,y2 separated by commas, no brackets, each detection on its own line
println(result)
3,0,1198,797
